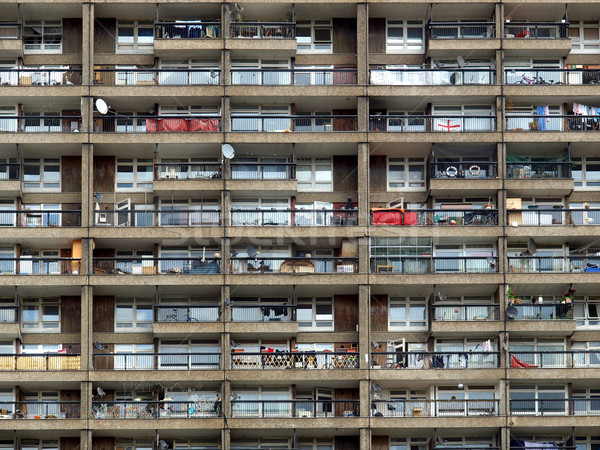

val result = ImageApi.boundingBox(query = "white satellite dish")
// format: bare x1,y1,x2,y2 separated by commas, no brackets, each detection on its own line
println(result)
222,143,235,160
95,99,109,115
457,56,467,68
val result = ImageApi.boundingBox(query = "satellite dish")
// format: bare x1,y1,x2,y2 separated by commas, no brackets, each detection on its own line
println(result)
527,238,537,255
246,246,258,258
506,305,518,319
222,143,235,160
95,98,109,115
94,341,105,351
234,3,244,12
457,56,467,68
434,59,444,69
158,441,169,450
97,387,106,397
371,341,380,349
372,383,382,393
230,248,238,258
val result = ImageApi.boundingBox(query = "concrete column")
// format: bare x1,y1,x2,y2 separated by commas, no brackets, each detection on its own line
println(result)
222,96,231,133
80,380,92,420
358,236,370,275
80,429,92,450
81,3,94,87
222,3,231,41
356,3,368,86
222,49,231,86
222,379,231,418
501,426,511,450
357,96,368,132
223,327,231,370
357,143,369,226
81,143,92,228
360,428,371,450
221,429,231,450
80,285,92,371
222,285,231,322
82,237,93,276
359,379,370,418
358,284,370,369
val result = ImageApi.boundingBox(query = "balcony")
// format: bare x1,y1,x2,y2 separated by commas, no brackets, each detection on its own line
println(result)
432,304,500,321
504,68,600,85
0,68,81,86
509,351,599,368
370,399,499,417
0,257,80,275
511,303,573,320
92,400,220,419
93,209,220,227
506,208,567,226
0,353,80,370
231,115,357,132
507,256,599,273
94,68,221,86
92,257,221,275
0,116,82,133
92,352,221,370
431,162,498,179
429,22,496,39
370,256,498,274
230,257,358,274
509,398,599,416
0,209,81,227
504,22,569,39
370,209,498,226
155,162,221,180
231,208,357,227
231,68,356,85
507,162,572,179
506,115,600,133
370,68,495,86
369,115,496,132
231,162,295,180
94,115,220,133
231,350,359,370
0,401,80,419
0,23,22,56
231,400,359,418
426,22,498,57
155,304,220,322
155,21,221,39
230,303,295,322
231,22,295,39
370,351,499,369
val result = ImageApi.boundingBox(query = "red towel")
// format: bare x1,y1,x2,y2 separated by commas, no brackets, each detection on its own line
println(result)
510,355,538,368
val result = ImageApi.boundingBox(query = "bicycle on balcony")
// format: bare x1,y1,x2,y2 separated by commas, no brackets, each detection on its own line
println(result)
164,308,199,322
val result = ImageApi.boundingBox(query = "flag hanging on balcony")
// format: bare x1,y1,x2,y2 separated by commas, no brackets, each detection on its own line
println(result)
437,119,461,132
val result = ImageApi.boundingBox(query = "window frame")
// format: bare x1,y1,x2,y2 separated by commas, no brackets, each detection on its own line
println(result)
296,20,332,53
116,20,154,54
115,297,154,331
21,298,60,332
386,20,425,54
115,158,153,192
23,20,62,54
296,157,333,191
387,156,426,191
22,158,61,192
388,297,427,330
296,297,334,331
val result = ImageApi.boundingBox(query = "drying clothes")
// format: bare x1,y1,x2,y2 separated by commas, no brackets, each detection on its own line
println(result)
482,339,492,352
524,442,557,450
536,106,547,131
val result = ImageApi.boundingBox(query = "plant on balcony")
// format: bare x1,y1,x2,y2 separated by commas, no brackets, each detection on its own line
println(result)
507,286,521,303
562,287,575,304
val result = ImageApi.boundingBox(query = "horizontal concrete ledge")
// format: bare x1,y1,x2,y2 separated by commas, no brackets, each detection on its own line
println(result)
90,418,225,429
369,368,504,382
370,416,502,428
89,370,224,383
225,368,369,382
226,417,368,429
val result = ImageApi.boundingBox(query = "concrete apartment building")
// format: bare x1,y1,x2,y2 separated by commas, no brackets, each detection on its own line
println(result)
0,0,599,449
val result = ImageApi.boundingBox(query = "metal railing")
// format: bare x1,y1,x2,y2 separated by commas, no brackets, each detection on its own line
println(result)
155,162,222,180
0,210,81,227
369,115,496,132
231,115,357,132
231,351,359,369
504,22,569,39
371,351,499,369
0,116,82,133
507,256,600,273
370,68,495,86
92,352,221,370
432,304,500,321
231,22,295,39
92,400,221,419
0,22,20,38
94,68,221,86
0,401,80,419
230,162,295,180
370,399,499,417
230,304,295,322
509,350,600,368
154,305,221,322
231,209,357,226
230,257,358,274
94,209,220,227
370,256,499,274
0,257,80,275
0,162,19,180
155,21,221,39
507,115,600,132
505,68,580,85
0,353,80,370
506,208,567,226
92,257,221,275
0,68,81,86
0,305,17,323
95,115,220,133
506,162,572,178
231,68,356,85
370,209,498,226
430,161,498,178
429,21,496,39
571,208,600,226
510,398,600,416
231,400,359,418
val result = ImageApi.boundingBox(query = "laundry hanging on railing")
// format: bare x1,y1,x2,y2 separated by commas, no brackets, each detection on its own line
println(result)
573,102,600,116
536,105,550,130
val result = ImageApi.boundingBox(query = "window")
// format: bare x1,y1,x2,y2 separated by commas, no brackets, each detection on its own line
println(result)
506,105,562,131
173,439,220,450
0,388,14,415
23,204,61,227
0,247,15,274
386,20,424,54
573,157,600,189
159,340,220,369
296,20,332,53
231,59,290,85
436,385,496,416
571,342,600,367
574,298,600,328
230,156,290,180
21,440,59,450
298,439,334,450
158,59,220,85
0,200,15,227
115,298,153,331
115,439,153,450
510,339,566,367
389,297,427,330
23,21,62,53
116,158,153,191
569,21,600,53
230,198,290,226
510,384,567,416
21,298,60,332
22,392,59,419
114,344,153,370
297,297,333,330
117,20,154,53
432,105,495,131
159,245,220,274
159,200,220,226
297,158,332,191
229,297,290,322
436,437,495,450
231,387,291,418
370,237,433,273
387,157,426,190
230,105,290,132
23,158,60,191
20,344,61,354
390,437,428,450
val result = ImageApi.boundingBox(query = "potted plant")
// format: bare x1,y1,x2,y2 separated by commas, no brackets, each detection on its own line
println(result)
507,286,521,304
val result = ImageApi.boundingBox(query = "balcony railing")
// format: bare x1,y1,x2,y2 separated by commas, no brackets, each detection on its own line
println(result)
370,399,499,417
154,304,221,322
155,21,221,39
428,22,496,38
371,351,499,369
94,209,220,227
510,398,600,416
231,400,359,418
509,350,599,368
231,115,357,132
507,256,600,273
369,115,496,132
231,162,296,180
504,22,569,39
507,115,600,132
231,68,356,85
507,208,567,226
230,304,295,322
231,22,295,39
0,210,81,227
506,162,572,179
430,161,498,179
0,162,19,180
92,400,221,419
230,257,358,274
370,68,495,86
0,305,17,322
0,116,82,133
231,209,357,226
231,351,359,369
0,257,80,275
0,353,80,370
155,162,222,180
94,115,220,133
94,68,221,86
504,68,600,85
370,209,498,226
0,68,81,86
0,401,80,419
0,22,20,38
92,352,221,370
370,256,498,274
432,304,500,321
93,257,221,275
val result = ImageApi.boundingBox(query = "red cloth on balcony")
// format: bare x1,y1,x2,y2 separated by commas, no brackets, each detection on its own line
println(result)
159,118,188,132
189,118,220,132
403,212,418,225
372,209,403,225
510,355,538,368
146,119,158,132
